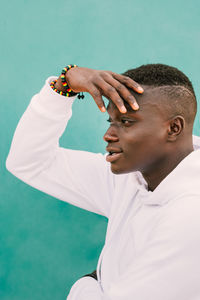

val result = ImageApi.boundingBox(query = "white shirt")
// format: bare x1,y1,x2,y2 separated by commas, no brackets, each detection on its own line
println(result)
6,77,200,300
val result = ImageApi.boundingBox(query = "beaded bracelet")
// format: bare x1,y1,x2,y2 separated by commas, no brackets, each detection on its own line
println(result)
50,79,77,97
61,64,77,88
50,64,85,99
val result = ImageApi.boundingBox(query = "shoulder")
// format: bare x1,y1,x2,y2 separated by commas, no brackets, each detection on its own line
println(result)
167,194,200,219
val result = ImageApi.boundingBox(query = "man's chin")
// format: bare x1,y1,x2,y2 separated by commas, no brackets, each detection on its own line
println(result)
110,161,139,174
110,164,130,175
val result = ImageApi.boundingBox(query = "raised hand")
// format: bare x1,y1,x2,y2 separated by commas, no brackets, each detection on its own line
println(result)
55,67,144,113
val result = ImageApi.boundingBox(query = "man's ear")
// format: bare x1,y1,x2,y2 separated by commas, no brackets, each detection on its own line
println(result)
167,116,185,142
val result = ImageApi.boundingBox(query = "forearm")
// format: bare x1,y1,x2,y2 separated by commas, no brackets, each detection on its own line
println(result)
6,77,76,180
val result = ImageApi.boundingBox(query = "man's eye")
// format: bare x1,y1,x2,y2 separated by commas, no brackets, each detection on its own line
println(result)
107,119,134,126
121,119,133,125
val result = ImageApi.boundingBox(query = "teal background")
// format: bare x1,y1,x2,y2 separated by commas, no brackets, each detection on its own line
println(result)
1,0,200,299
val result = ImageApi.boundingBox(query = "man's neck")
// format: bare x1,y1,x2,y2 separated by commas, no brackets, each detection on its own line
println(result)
142,147,194,192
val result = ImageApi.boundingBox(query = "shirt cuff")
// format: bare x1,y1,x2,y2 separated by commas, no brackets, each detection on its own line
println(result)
30,76,77,118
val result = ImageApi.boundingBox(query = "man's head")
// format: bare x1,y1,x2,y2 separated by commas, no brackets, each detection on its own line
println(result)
104,63,197,175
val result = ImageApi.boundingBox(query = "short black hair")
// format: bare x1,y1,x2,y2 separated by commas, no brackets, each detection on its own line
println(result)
122,63,197,126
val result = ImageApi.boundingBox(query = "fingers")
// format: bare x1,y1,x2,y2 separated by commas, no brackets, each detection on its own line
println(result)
85,69,144,113
89,86,106,112
93,78,128,113
102,74,139,111
111,72,144,94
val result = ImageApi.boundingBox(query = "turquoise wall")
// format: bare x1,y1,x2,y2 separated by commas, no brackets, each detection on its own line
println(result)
1,0,200,299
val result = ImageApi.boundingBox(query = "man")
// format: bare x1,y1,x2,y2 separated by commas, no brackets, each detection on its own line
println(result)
6,64,200,300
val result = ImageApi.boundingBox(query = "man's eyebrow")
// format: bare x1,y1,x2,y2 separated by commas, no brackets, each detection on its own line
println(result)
107,111,141,121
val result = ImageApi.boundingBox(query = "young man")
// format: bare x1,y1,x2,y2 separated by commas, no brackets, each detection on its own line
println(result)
6,64,200,300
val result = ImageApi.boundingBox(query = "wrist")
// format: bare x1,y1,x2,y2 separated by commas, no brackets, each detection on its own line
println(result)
54,66,77,93
54,76,68,92
50,65,84,99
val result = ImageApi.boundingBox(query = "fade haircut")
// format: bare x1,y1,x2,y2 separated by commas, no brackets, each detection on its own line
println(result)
122,64,197,126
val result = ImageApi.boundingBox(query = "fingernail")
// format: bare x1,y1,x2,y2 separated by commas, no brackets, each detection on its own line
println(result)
137,86,144,93
101,107,106,112
121,106,127,113
133,103,139,110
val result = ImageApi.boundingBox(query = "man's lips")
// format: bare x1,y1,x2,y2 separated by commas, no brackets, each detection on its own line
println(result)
106,147,123,163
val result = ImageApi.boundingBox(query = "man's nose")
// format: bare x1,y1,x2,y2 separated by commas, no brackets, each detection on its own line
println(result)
103,126,119,142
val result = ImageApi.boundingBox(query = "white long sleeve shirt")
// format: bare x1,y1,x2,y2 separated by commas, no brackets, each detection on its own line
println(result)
6,77,200,300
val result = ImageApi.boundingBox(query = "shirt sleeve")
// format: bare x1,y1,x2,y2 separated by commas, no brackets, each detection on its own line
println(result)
67,195,200,300
6,77,115,217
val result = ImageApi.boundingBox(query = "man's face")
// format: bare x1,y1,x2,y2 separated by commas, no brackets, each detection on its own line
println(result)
103,87,169,174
